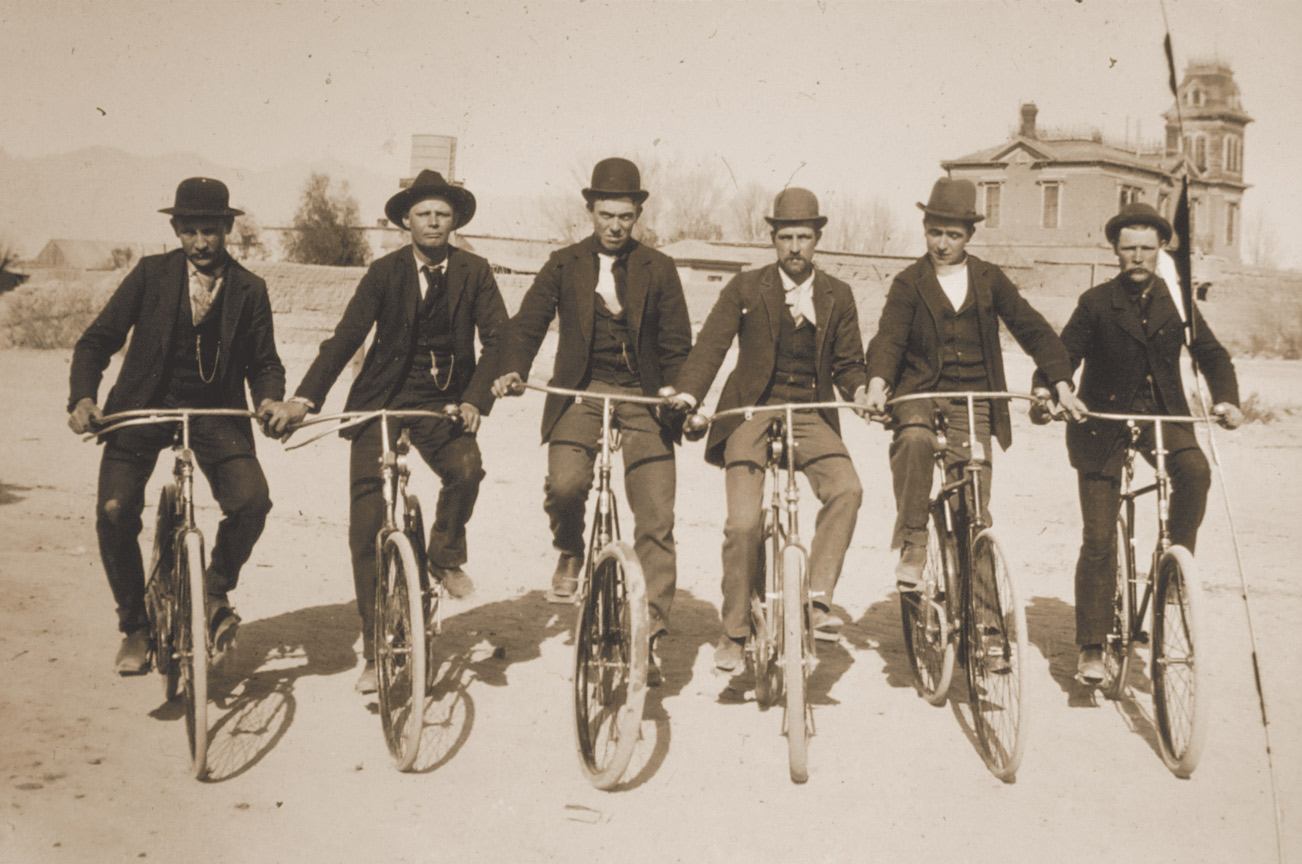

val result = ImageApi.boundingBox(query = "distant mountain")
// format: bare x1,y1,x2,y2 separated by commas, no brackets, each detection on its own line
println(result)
0,146,397,259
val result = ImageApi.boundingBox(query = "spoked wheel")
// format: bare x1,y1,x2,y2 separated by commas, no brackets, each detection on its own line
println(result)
965,529,1027,782
177,530,208,780
404,495,439,682
748,595,778,706
1152,546,1207,778
376,531,426,771
781,544,811,784
900,514,957,705
573,541,649,790
1102,513,1135,701
147,485,181,700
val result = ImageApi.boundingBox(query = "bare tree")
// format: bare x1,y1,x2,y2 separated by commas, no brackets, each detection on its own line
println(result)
822,192,908,255
1241,206,1280,270
285,172,371,267
726,181,772,242
110,246,135,270
233,213,265,261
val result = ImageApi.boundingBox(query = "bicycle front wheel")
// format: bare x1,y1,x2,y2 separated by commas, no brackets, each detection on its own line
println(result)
1152,545,1207,778
750,507,781,706
1103,513,1135,701
177,530,208,780
573,541,649,790
376,531,426,771
782,544,810,784
147,485,181,700
900,512,957,705
966,529,1027,782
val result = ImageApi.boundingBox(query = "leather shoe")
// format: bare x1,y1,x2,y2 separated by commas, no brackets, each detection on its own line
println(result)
714,635,744,672
547,552,582,604
115,629,151,676
206,596,241,660
1077,644,1106,685
811,605,843,642
895,543,927,591
437,567,475,600
355,661,378,694
647,632,664,687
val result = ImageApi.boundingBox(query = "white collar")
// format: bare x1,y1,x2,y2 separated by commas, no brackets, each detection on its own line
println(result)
778,265,814,294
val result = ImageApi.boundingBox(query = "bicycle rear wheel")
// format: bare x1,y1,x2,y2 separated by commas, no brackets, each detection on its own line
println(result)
750,508,781,706
966,529,1027,782
376,531,426,771
900,512,957,705
782,544,810,784
1102,513,1135,700
1152,545,1207,778
404,494,438,681
146,485,180,700
177,530,208,780
573,540,649,790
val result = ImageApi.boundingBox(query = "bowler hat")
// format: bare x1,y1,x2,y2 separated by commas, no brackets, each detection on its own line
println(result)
1105,202,1172,245
159,177,244,217
582,158,649,205
916,177,984,223
764,187,828,230
385,169,477,230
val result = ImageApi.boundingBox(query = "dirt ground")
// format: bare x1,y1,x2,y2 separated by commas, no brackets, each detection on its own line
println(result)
2,343,1299,864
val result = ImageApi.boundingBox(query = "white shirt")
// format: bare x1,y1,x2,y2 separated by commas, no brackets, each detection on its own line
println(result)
778,266,816,327
936,265,970,311
596,252,621,314
413,250,447,300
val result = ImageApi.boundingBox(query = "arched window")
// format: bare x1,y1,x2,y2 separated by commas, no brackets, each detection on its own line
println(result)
1193,134,1207,171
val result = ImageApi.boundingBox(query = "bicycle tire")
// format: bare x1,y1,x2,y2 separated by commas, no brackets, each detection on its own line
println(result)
404,494,438,681
1102,513,1135,701
376,531,426,772
147,485,181,700
751,507,781,706
1152,545,1207,778
573,540,649,790
782,544,810,784
178,530,208,780
900,513,957,705
966,529,1027,782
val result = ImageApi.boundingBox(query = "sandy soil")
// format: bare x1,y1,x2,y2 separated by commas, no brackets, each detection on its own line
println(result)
1,344,1299,864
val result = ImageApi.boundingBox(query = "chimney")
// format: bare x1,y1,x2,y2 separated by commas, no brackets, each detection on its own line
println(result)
1020,102,1039,139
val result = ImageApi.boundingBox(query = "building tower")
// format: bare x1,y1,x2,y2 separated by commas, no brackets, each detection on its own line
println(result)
1163,59,1252,259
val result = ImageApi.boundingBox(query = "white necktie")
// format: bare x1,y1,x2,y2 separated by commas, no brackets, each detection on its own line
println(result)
596,254,621,314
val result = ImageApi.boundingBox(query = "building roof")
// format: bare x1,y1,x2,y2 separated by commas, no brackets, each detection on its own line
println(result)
456,234,558,274
943,135,1185,180
29,239,169,270
659,238,915,284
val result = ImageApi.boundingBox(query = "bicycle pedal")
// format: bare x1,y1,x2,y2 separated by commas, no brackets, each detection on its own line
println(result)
1134,631,1150,645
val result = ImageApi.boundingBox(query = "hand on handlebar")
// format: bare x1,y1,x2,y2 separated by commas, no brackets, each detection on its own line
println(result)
491,372,526,399
1213,402,1244,430
260,399,310,439
864,378,891,423
457,401,480,433
67,398,105,435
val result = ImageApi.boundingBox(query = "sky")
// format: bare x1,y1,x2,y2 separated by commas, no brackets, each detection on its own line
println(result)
2,0,1300,264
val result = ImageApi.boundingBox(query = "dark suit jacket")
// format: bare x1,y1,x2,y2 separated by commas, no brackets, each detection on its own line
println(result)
68,249,285,440
500,235,692,442
295,244,508,436
864,253,1071,450
675,262,868,467
1034,275,1239,474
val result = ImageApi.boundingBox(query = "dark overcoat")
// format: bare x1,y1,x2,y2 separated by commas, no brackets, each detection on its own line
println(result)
294,244,508,436
864,253,1071,450
499,235,692,442
1035,275,1239,474
68,248,285,441
674,262,868,467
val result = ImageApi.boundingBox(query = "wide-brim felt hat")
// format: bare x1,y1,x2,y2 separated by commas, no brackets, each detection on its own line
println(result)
916,177,983,223
581,157,649,204
764,187,828,230
385,169,477,230
159,177,244,217
1105,202,1172,245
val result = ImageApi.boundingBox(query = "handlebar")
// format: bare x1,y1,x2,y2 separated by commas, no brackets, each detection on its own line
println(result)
285,407,462,450
1080,410,1209,424
885,390,1040,407
84,408,257,441
699,400,864,425
521,381,670,407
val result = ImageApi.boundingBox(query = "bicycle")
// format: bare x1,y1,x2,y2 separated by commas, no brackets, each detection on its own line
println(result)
288,407,461,771
86,407,257,781
521,382,658,790
684,399,861,785
1082,410,1210,778
884,391,1032,782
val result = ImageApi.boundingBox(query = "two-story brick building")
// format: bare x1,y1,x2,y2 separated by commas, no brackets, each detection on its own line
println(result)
941,60,1251,265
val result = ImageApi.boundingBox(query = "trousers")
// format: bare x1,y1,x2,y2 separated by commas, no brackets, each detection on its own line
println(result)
349,414,484,660
544,386,677,634
1074,424,1211,645
96,417,271,634
718,411,862,640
